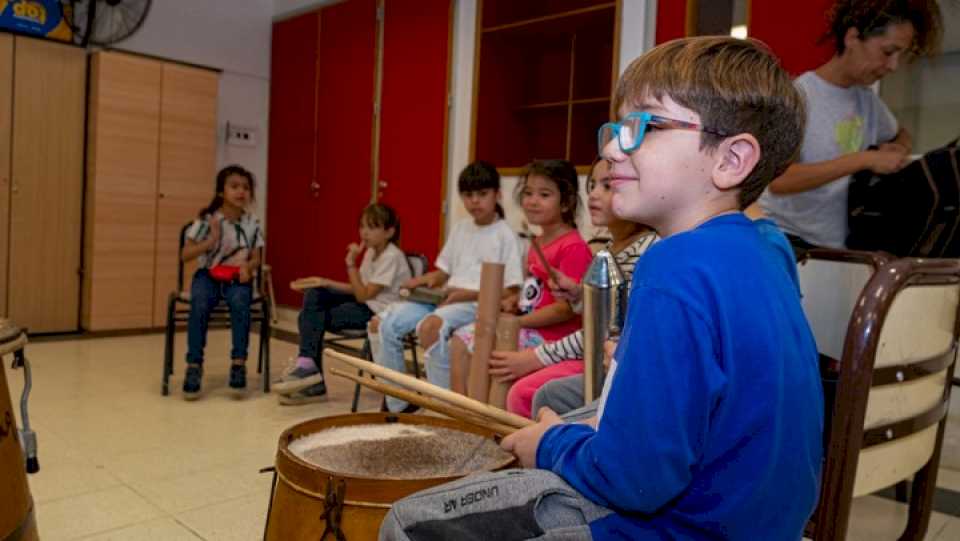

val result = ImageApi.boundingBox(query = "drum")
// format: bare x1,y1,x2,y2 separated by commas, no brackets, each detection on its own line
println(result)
264,412,516,540
0,320,37,541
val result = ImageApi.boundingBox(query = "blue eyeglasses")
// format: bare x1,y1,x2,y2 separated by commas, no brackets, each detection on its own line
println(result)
598,112,728,155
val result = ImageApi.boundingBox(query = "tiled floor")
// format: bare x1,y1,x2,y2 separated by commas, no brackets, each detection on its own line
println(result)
3,322,960,540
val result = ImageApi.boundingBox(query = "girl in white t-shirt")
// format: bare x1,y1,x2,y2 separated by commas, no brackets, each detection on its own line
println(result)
372,161,524,413
274,204,411,404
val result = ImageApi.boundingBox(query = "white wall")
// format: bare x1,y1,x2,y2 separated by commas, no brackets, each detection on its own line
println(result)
444,0,655,240
115,0,274,219
274,0,341,20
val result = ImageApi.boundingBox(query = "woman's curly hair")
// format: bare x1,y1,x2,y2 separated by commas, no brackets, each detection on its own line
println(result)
823,0,943,57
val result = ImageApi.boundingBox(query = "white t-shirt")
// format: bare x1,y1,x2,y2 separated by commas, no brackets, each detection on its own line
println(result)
436,218,524,290
759,71,898,248
359,242,411,314
185,210,264,269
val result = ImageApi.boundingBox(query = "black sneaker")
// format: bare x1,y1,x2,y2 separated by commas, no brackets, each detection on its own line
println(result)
183,365,203,400
229,364,247,391
278,381,328,406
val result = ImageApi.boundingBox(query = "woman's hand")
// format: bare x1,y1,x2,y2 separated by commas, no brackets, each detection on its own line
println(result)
489,349,542,382
864,147,910,175
346,241,365,267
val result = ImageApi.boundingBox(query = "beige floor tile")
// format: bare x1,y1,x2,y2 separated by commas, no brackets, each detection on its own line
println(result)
28,456,123,505
846,495,949,540
126,464,270,514
176,492,271,541
77,517,202,541
35,485,165,540
931,516,960,540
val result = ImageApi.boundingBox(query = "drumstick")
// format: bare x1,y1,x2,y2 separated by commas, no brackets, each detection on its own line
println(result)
330,368,520,435
522,222,559,284
324,349,532,430
290,277,325,291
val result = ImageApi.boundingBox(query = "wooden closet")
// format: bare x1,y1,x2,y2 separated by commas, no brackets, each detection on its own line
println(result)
0,34,86,333
83,51,217,331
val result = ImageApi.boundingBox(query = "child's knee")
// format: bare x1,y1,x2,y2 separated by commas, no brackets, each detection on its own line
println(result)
417,315,444,349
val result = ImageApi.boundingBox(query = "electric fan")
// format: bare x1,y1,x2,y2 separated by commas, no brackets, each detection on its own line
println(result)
66,0,152,46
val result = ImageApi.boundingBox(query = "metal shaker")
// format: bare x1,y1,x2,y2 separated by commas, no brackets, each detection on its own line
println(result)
582,250,628,403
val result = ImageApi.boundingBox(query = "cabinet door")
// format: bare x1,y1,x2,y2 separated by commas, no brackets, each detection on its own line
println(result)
9,37,85,333
153,64,218,326
377,0,452,263
267,11,321,309
0,34,11,318
83,52,161,330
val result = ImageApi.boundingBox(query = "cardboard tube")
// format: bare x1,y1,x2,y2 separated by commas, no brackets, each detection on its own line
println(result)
324,348,532,429
488,314,520,408
467,262,504,401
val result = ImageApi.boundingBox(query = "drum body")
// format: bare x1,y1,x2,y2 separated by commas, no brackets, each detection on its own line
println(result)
1,322,37,541
264,412,515,540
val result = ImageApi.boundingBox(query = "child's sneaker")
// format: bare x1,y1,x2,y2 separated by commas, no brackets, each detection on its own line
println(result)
229,364,247,392
183,365,203,400
273,360,324,394
277,381,328,406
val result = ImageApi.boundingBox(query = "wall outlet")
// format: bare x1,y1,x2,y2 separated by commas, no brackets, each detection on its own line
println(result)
226,123,258,148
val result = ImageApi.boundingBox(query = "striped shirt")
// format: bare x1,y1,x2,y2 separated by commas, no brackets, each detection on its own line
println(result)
185,210,264,269
533,232,657,365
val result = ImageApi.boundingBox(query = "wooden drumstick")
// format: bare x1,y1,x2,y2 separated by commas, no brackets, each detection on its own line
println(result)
324,348,532,430
290,277,325,291
522,222,559,284
330,368,520,435
467,262,504,402
488,314,520,408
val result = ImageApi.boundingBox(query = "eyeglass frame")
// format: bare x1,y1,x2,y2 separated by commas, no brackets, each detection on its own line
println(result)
597,111,729,155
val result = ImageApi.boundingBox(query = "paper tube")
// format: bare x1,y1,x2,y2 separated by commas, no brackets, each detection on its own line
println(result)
466,262,504,401
488,313,520,408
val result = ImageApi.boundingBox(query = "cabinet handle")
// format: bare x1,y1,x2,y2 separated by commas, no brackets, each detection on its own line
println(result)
11,181,18,194
158,192,165,199
378,180,388,188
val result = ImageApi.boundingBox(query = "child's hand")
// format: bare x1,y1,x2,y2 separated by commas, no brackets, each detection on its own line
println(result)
402,276,425,289
238,265,252,283
500,407,563,468
603,339,618,370
205,217,222,249
345,241,365,267
500,295,519,314
440,288,471,306
489,349,541,382
548,271,581,305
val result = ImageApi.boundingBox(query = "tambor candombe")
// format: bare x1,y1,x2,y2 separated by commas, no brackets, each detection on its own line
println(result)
264,412,516,540
0,320,37,541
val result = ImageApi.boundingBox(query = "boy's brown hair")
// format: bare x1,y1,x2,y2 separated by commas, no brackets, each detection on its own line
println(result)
613,36,805,208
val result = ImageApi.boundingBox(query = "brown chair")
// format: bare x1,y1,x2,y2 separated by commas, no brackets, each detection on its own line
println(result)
804,256,960,540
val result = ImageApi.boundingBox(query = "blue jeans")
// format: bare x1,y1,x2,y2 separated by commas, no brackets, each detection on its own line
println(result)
298,287,374,361
377,301,477,411
186,269,253,364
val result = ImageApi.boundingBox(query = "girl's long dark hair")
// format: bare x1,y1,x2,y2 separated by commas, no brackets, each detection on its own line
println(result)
515,159,580,227
198,165,256,217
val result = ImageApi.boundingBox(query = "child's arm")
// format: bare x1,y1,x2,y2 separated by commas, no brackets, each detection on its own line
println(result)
517,301,575,329
404,270,449,289
238,247,262,283
181,218,220,262
343,243,385,302
441,288,478,305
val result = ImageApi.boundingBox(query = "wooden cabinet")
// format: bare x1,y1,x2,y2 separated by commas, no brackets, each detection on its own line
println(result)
84,51,217,331
473,1,619,173
0,35,85,333
268,0,451,308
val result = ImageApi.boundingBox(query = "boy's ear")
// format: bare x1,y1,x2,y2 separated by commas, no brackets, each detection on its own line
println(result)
712,134,760,191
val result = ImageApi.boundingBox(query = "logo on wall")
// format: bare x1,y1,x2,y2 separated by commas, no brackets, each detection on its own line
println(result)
0,0,73,42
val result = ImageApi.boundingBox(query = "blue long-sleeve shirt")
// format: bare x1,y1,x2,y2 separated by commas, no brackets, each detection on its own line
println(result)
537,214,822,540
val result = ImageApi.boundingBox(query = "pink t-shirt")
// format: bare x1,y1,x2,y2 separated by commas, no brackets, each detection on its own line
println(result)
518,229,592,342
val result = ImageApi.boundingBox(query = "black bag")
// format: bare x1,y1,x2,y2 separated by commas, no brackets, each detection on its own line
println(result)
847,139,960,257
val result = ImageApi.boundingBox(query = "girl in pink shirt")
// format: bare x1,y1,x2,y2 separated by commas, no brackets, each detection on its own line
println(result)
450,159,592,417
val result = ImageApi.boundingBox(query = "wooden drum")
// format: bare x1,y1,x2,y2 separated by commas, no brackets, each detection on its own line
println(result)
0,320,37,541
264,412,516,540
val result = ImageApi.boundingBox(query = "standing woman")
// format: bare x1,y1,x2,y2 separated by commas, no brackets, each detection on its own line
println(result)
760,0,942,252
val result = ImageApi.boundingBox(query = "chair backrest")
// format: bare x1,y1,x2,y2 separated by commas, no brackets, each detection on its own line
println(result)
405,252,428,278
809,257,960,541
798,249,892,360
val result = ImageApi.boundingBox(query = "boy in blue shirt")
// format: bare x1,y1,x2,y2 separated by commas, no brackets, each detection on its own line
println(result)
379,37,822,540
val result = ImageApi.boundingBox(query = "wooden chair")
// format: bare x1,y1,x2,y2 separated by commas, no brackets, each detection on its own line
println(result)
804,256,960,540
161,223,272,395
